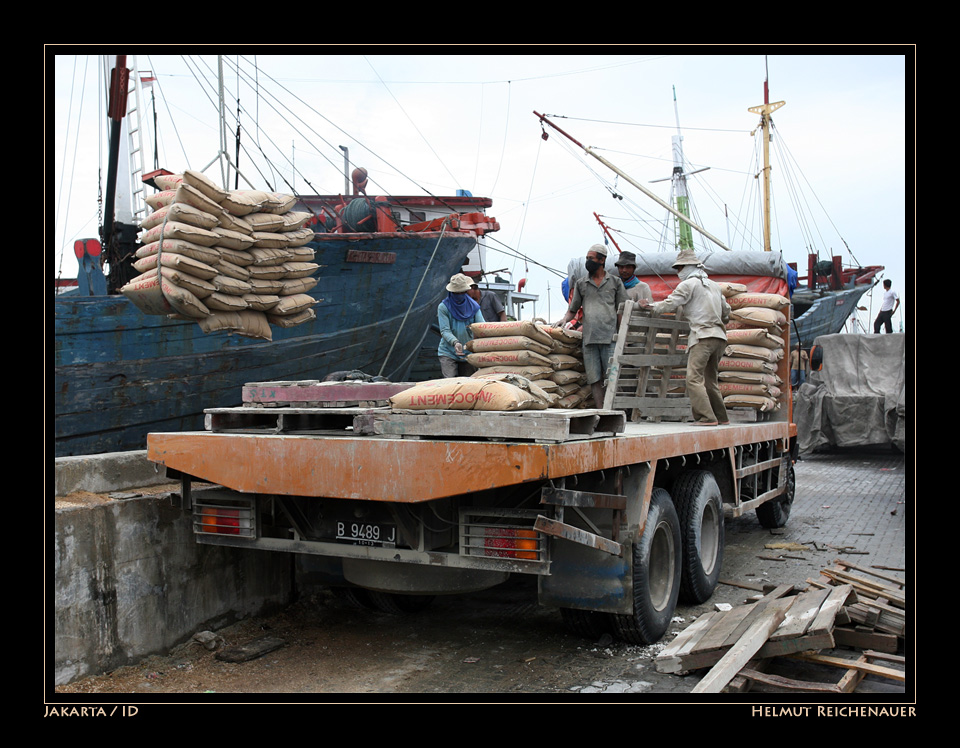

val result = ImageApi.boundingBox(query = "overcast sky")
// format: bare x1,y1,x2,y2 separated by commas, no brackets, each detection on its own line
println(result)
51,48,910,332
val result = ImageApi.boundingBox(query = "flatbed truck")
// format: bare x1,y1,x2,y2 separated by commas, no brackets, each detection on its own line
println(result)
148,264,797,645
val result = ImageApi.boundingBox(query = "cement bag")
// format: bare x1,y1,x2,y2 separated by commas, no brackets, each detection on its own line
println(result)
137,239,220,266
719,357,778,374
267,308,316,328
182,169,229,204
555,381,583,397
725,328,785,349
244,212,286,232
242,294,281,312
120,272,177,316
212,227,256,251
140,202,220,231
279,277,318,296
720,382,782,399
550,341,582,356
723,394,779,412
215,259,252,281
247,264,288,281
221,189,271,216
248,277,285,295
205,291,249,312
271,293,316,316
718,282,748,298
139,221,220,248
152,173,184,191
250,247,293,266
473,372,556,407
466,335,553,356
251,231,289,249
542,325,582,345
174,183,225,216
158,266,216,299
217,210,254,235
281,211,313,231
726,292,790,311
557,390,586,408
551,369,586,386
260,192,298,214
144,190,177,210
282,262,320,279
469,365,553,380
466,350,553,369
283,227,317,247
217,247,254,267
719,371,783,387
211,274,252,296
198,310,272,341
390,377,547,412
132,251,219,280
730,306,787,330
470,320,554,347
548,353,585,371
724,344,784,362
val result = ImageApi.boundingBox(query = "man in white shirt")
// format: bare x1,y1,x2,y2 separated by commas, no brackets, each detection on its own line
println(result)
640,250,731,426
873,279,900,334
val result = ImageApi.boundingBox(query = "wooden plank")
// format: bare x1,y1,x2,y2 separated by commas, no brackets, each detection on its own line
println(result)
806,584,854,636
691,606,788,693
789,652,906,682
655,612,720,674
768,588,831,642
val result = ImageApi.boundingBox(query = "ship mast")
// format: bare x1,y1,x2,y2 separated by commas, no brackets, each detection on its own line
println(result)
748,68,784,252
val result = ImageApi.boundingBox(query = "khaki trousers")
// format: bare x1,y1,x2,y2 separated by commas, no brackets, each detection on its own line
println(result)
686,337,728,424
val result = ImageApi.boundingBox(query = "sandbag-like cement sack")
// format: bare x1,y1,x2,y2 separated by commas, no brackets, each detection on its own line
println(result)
390,377,548,412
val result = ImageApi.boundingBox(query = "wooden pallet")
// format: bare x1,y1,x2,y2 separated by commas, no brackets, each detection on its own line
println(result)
603,300,691,422
353,407,626,443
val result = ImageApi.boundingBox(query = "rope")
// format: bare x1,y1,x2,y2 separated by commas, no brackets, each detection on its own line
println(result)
377,217,452,378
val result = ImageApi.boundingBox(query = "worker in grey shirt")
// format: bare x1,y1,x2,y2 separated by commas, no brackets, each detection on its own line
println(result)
560,244,627,408
469,278,507,322
640,250,731,426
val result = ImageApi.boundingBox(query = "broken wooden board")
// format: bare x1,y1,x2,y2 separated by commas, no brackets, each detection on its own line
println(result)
353,407,626,443
656,584,853,675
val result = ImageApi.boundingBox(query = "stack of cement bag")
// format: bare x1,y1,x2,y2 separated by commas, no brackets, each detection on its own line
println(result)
120,170,320,340
719,284,788,413
465,321,591,409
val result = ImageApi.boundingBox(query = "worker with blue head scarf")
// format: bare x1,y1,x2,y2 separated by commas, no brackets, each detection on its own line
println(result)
437,273,485,377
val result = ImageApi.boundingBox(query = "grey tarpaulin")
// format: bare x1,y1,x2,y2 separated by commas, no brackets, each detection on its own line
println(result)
794,333,905,453
630,250,790,281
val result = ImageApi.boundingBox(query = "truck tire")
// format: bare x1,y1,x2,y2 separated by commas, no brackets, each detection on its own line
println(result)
560,608,612,640
756,461,795,529
672,470,724,604
611,488,682,645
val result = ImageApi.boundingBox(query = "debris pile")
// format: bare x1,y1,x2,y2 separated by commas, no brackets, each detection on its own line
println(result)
656,559,906,693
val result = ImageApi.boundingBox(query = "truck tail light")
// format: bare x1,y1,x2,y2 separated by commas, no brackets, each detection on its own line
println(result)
459,510,544,562
193,493,256,539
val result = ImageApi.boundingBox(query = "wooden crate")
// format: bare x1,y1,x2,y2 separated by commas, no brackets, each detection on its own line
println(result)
603,300,691,422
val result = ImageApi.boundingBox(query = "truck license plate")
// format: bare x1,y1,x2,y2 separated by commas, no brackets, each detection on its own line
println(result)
336,521,396,547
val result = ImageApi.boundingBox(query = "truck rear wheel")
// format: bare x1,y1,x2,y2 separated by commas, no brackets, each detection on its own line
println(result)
756,461,795,529
560,608,612,640
672,470,724,604
611,488,682,645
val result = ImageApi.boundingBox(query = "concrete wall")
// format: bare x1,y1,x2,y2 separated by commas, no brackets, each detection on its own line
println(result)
53,451,294,685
